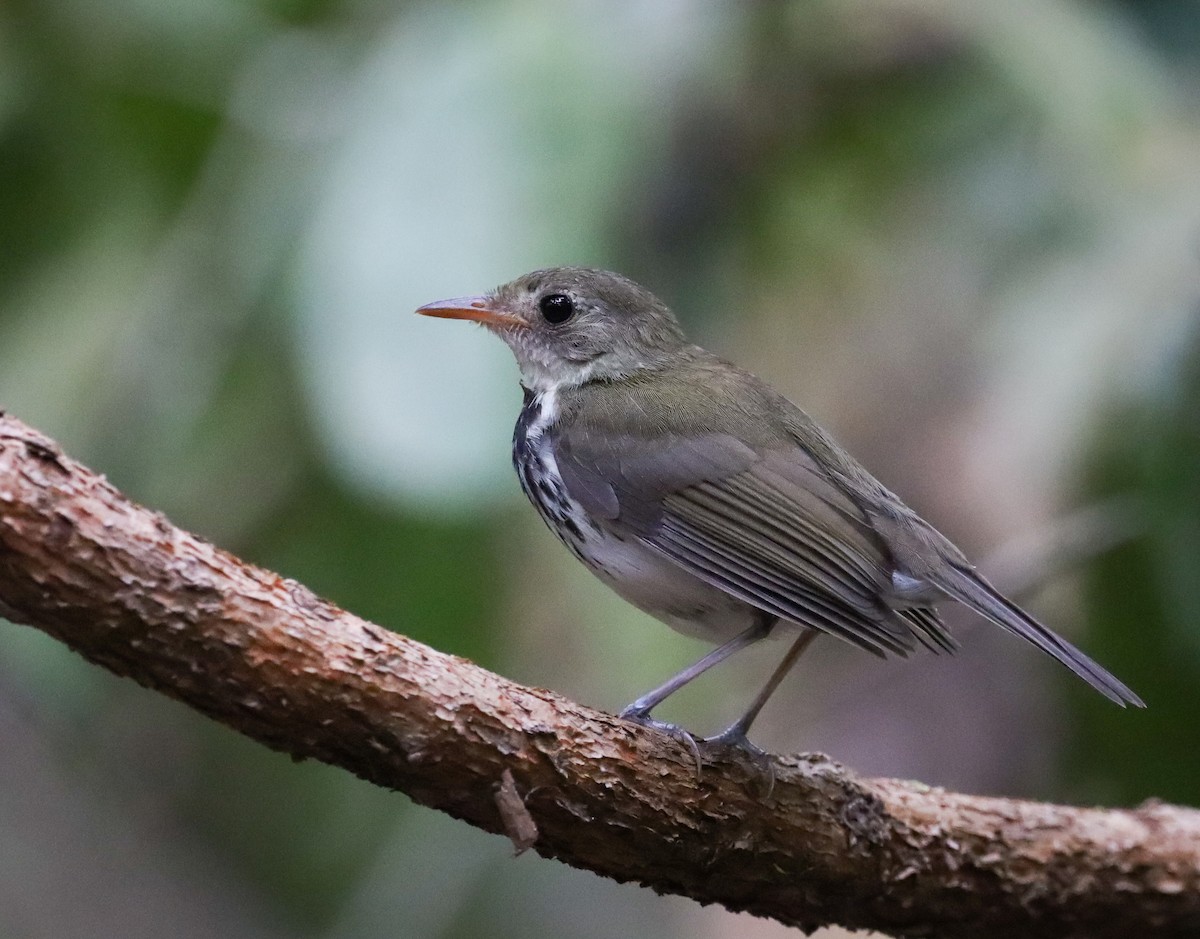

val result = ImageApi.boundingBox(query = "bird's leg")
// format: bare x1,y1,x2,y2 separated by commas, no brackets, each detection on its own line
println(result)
620,618,774,719
705,628,818,787
620,617,773,776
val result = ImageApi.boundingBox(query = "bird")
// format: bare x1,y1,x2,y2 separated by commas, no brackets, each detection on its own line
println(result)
416,266,1144,761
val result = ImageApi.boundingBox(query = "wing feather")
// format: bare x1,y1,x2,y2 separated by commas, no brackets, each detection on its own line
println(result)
555,429,952,655
655,518,910,656
666,483,882,617
706,472,884,596
899,607,957,654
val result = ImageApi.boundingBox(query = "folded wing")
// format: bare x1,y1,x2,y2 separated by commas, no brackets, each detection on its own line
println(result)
555,429,953,658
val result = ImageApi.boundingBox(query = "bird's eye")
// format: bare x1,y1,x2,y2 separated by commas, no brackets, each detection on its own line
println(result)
538,293,575,324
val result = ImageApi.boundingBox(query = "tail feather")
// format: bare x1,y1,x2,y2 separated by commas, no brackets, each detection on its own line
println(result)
930,563,1144,708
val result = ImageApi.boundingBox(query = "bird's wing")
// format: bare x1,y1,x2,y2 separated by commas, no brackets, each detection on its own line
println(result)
554,425,948,658
551,362,1140,706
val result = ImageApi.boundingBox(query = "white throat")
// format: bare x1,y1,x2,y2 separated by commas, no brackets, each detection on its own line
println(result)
500,329,614,394
525,385,561,441
517,360,605,395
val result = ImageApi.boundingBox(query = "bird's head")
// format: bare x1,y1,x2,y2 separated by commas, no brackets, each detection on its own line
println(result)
416,267,687,392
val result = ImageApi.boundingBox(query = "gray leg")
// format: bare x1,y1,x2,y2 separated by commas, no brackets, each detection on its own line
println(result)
619,615,775,776
620,616,774,720
706,628,818,756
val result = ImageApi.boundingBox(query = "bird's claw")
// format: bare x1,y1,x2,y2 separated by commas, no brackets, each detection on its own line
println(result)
704,724,776,798
619,707,704,780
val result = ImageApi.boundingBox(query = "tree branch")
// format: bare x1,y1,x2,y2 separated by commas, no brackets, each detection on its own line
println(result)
0,412,1194,938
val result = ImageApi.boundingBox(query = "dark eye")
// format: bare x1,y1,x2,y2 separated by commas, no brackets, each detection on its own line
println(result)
538,293,575,324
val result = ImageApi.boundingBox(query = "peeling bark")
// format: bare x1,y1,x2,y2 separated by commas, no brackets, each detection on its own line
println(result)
0,412,1195,938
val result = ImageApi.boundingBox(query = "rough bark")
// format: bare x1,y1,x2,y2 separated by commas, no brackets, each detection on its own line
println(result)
0,412,1194,939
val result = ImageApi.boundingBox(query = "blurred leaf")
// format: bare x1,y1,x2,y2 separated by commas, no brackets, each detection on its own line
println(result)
1072,322,1200,806
248,471,504,662
104,91,223,207
181,719,406,933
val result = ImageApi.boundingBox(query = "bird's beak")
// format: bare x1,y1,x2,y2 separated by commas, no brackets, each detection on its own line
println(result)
414,295,527,330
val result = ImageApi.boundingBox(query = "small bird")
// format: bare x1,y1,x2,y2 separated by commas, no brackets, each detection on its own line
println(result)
417,267,1143,759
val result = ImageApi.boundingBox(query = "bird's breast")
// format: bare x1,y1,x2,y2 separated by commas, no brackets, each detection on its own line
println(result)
512,389,760,644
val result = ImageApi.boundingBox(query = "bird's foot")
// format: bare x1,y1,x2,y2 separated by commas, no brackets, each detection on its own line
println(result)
703,724,776,798
619,706,703,780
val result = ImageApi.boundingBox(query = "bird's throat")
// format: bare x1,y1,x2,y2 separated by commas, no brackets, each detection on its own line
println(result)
521,385,561,442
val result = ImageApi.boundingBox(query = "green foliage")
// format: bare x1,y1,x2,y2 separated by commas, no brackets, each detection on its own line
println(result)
251,472,502,662
1075,325,1200,806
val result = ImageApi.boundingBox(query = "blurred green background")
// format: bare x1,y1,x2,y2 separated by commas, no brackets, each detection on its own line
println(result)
1,1,1198,937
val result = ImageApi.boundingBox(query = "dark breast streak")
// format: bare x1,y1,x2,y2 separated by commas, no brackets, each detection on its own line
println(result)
513,386,590,563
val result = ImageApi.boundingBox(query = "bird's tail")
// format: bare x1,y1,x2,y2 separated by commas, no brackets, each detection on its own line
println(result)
929,562,1144,707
